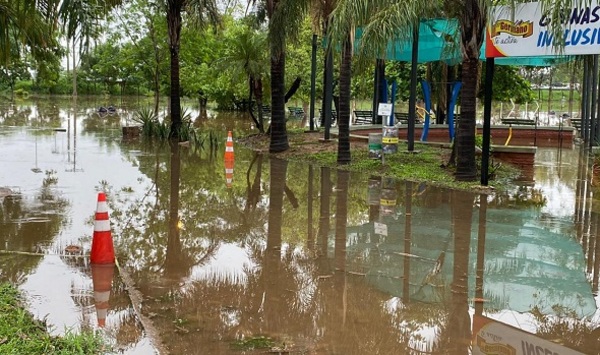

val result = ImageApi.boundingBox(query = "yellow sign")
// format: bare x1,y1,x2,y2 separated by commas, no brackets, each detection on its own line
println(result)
382,137,398,144
491,19,533,38
476,336,516,355
380,199,397,206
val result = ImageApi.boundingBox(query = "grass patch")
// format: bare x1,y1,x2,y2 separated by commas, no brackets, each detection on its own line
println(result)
0,283,107,354
230,335,275,351
292,141,519,191
240,131,521,192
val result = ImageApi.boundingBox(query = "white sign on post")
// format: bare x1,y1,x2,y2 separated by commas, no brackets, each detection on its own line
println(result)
374,222,388,236
378,103,393,117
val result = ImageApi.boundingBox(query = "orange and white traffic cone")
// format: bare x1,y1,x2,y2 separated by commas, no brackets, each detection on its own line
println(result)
91,264,114,328
225,157,234,188
224,131,234,160
90,192,115,264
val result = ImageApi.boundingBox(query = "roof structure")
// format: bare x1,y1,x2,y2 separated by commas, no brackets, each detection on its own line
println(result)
355,18,573,66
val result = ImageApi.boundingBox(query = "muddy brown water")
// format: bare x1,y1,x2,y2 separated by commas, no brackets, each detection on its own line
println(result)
0,97,599,354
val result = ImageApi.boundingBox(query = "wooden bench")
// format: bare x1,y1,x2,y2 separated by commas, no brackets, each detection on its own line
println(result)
288,106,305,118
261,105,271,117
319,109,337,126
353,110,374,125
394,112,422,125
570,119,587,130
501,118,536,126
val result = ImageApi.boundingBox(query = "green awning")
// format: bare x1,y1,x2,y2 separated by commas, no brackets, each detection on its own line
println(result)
355,18,573,67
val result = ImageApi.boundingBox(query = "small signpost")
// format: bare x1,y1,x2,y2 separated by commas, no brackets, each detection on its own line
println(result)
378,103,398,155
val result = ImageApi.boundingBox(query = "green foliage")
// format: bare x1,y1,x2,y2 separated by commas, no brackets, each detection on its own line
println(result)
132,107,205,144
231,336,275,351
0,283,107,354
479,64,534,104
132,107,160,137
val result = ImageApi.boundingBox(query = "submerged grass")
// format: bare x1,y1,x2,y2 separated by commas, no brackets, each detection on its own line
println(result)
0,283,107,354
284,137,519,191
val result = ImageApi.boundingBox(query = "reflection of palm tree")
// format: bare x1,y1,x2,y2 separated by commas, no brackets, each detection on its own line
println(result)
245,153,263,213
334,170,349,324
163,142,188,279
220,29,268,132
434,191,473,353
263,157,287,329
317,167,332,258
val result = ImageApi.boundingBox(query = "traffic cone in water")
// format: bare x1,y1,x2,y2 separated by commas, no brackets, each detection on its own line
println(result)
225,157,234,188
90,192,115,264
91,264,114,328
224,131,234,160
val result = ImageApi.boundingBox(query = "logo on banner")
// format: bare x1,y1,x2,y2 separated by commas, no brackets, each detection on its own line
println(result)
491,19,534,39
476,336,516,355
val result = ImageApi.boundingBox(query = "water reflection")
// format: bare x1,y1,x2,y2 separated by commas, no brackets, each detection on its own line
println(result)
1,98,599,353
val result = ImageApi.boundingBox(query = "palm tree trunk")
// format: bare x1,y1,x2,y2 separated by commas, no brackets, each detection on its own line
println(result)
337,35,352,164
448,190,473,353
269,41,289,152
255,78,265,133
167,0,183,141
455,57,478,181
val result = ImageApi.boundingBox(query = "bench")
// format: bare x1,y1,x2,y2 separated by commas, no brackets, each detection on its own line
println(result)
353,110,374,125
288,106,305,118
394,112,422,125
570,119,587,130
261,105,271,117
319,109,337,126
501,118,536,126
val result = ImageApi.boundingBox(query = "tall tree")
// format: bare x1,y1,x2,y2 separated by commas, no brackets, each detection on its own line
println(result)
453,0,486,180
0,0,59,65
59,0,116,97
331,0,435,163
220,27,269,133
251,0,307,152
165,0,219,140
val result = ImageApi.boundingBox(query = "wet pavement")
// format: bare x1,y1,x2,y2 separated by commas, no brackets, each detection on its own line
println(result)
0,98,599,354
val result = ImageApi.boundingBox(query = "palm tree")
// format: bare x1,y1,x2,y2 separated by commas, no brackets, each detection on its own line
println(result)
165,0,219,141
330,0,436,164
452,0,486,181
220,28,269,133
251,0,307,152
59,0,119,97
0,0,58,64
336,33,352,164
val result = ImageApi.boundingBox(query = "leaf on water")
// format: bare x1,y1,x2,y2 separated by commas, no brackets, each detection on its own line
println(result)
347,271,367,276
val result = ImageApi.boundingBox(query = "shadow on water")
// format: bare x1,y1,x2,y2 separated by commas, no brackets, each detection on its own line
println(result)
0,98,599,353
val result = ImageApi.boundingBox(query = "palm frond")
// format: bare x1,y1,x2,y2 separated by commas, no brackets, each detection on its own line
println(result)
269,0,311,53
329,0,439,67
186,0,221,29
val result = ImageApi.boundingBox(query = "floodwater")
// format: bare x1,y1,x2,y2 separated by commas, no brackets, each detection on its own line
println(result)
0,97,599,354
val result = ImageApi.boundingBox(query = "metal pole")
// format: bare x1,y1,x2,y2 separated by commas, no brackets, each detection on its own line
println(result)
588,54,598,148
581,58,588,144
593,54,600,146
372,59,384,124
408,22,419,152
309,34,318,131
322,47,334,140
481,58,495,186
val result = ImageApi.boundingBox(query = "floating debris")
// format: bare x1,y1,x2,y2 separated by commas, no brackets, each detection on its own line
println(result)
64,245,82,254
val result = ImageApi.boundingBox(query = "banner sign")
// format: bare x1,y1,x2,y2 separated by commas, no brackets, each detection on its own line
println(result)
486,1,600,57
472,315,585,355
